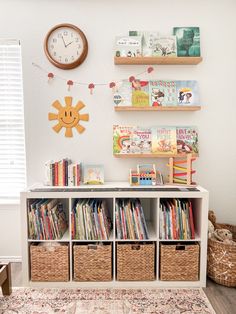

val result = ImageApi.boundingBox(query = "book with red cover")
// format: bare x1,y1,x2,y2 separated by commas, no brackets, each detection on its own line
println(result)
188,200,195,239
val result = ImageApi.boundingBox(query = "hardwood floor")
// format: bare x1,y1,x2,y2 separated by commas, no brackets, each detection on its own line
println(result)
10,263,236,314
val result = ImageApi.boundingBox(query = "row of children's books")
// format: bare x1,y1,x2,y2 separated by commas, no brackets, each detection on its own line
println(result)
159,199,195,240
71,199,112,240
115,27,200,58
113,125,198,155
28,199,68,240
113,80,199,107
45,159,81,186
115,199,149,240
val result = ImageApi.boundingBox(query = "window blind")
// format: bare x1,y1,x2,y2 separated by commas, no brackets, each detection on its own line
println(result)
0,39,26,200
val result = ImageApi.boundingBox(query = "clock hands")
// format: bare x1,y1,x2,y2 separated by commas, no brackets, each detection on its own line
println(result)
61,35,67,48
65,41,73,48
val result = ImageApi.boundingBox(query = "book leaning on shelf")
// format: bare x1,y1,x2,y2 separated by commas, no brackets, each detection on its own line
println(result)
45,158,81,186
159,199,195,240
115,199,149,240
71,199,112,240
28,199,68,240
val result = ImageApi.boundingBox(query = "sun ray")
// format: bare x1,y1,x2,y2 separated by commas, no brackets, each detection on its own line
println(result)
65,128,73,137
76,124,85,134
53,123,63,133
65,96,73,107
75,101,85,112
79,113,89,121
52,100,63,111
48,113,58,120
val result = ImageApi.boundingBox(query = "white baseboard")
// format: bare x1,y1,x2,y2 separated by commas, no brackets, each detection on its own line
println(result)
0,256,22,263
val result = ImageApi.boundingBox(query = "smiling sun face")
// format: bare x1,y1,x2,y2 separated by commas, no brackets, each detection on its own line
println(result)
48,96,89,137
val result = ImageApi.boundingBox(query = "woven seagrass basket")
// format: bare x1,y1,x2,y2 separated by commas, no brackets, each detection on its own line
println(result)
74,243,112,281
207,223,236,287
30,243,69,281
160,242,199,281
116,242,155,281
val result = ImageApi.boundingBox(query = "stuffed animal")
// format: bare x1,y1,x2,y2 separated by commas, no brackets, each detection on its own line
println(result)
208,210,217,227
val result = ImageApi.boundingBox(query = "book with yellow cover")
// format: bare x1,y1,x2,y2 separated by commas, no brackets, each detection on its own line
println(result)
151,126,177,155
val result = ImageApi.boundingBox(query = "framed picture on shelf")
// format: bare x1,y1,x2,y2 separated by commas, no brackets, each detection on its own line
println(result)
83,164,104,185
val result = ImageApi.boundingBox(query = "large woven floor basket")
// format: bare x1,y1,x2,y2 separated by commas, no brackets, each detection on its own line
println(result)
160,242,199,281
117,242,155,281
30,243,69,282
207,223,236,287
74,243,112,281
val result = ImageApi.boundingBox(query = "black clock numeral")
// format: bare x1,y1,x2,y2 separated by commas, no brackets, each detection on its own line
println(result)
51,45,54,49
75,38,79,43
53,52,57,56
71,56,75,61
78,44,81,49
77,51,79,56
58,33,62,38
65,58,68,63
64,31,68,36
52,38,57,43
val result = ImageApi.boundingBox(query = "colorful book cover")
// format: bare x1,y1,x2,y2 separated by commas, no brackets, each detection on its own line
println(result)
176,80,200,106
114,36,142,57
113,125,134,154
153,36,177,57
152,126,177,155
113,80,132,107
131,79,149,107
173,27,200,57
129,31,159,56
131,127,152,154
83,164,104,185
149,80,177,107
176,126,199,154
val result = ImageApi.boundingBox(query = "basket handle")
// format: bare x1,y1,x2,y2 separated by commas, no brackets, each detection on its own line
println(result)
88,244,97,250
131,244,141,250
176,245,185,251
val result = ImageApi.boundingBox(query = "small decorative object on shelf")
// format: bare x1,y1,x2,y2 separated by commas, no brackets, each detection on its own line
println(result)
45,158,81,186
113,125,199,157
113,80,200,110
83,164,104,185
167,153,196,186
129,164,164,186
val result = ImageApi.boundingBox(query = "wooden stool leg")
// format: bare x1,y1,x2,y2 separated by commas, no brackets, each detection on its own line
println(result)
2,264,12,296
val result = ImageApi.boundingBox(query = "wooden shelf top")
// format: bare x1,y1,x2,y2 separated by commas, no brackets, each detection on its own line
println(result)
114,106,201,112
114,153,199,158
114,56,202,65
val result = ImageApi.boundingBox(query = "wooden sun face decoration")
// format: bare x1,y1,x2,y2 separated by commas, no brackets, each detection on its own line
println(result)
48,96,89,137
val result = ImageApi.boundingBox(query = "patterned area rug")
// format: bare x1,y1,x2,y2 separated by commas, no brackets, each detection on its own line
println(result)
0,288,215,314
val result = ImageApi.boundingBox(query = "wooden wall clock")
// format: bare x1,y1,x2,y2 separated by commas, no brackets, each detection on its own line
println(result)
44,23,88,69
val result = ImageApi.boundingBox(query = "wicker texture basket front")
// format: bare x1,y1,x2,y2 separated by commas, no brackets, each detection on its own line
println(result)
74,244,112,281
30,244,69,282
160,243,199,281
207,223,236,287
117,243,155,281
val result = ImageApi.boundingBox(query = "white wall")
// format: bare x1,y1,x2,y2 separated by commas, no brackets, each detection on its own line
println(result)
0,0,236,258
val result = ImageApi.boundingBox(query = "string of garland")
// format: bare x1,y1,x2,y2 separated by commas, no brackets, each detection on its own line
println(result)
32,62,155,94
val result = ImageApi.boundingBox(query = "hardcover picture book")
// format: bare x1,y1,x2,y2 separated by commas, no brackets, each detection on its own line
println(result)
113,125,134,154
83,164,104,185
132,127,152,154
153,36,177,57
114,36,142,57
152,126,177,155
113,80,132,107
173,27,200,57
129,31,159,57
131,79,149,107
176,81,200,106
149,80,177,106
176,126,199,154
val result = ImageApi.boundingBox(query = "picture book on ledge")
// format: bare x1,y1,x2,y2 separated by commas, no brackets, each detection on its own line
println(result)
113,80,200,107
113,125,199,155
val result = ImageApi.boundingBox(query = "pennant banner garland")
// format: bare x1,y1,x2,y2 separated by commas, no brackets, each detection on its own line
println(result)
32,62,155,94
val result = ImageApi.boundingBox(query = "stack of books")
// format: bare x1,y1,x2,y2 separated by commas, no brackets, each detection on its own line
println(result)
45,159,81,186
28,199,68,240
159,199,195,240
71,199,112,240
115,199,149,240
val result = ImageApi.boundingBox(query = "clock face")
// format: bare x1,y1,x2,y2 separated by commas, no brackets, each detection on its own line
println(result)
44,24,88,69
